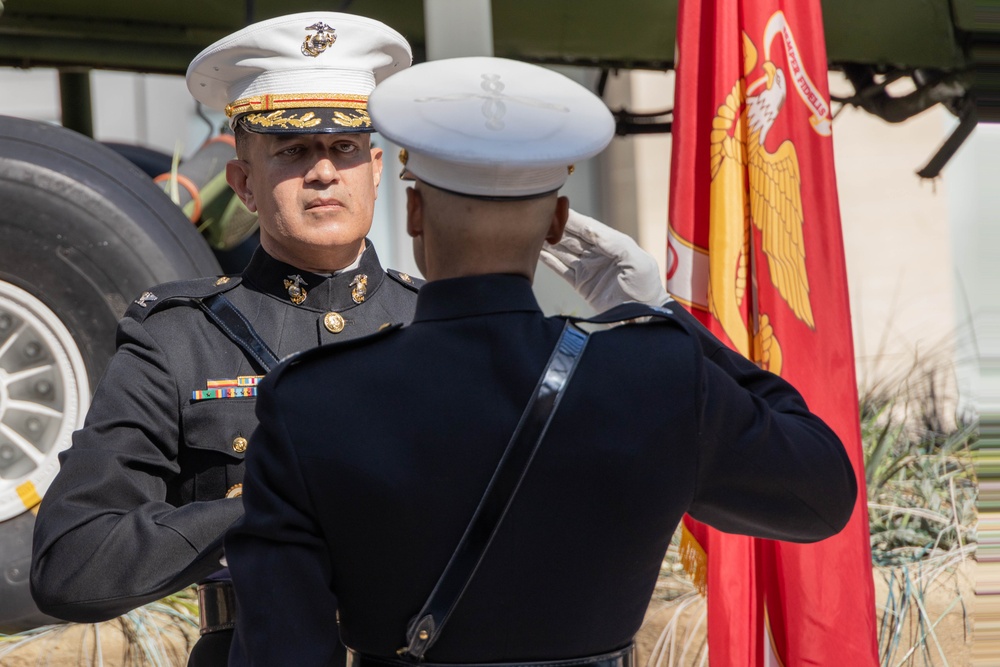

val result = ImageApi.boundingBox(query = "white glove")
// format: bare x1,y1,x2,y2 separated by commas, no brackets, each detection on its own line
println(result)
540,209,669,312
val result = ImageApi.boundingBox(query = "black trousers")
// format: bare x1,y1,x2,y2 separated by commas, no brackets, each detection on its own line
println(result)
187,629,233,667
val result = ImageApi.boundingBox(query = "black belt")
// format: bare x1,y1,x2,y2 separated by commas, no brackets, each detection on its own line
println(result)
348,645,634,667
198,580,237,634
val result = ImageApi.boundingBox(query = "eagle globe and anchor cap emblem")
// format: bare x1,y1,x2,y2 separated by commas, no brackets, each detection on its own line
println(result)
302,22,337,57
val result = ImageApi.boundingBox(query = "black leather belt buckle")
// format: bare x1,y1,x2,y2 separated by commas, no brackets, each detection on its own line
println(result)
198,580,237,635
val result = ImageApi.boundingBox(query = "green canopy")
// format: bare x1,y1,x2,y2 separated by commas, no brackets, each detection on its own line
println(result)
0,0,994,120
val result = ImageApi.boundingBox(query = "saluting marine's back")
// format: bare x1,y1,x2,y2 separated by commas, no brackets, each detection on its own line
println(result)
226,56,856,667
235,274,854,662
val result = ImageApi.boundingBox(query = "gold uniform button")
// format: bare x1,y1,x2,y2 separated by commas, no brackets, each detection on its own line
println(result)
215,276,231,286
232,436,248,453
226,484,243,499
324,311,346,333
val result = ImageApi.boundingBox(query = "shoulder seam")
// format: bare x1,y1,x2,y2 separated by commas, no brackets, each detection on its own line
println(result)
285,321,404,369
385,269,423,292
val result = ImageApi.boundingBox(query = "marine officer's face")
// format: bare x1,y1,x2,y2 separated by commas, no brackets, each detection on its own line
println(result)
227,131,383,272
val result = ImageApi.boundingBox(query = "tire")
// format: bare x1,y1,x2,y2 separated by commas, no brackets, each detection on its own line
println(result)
101,142,174,179
0,116,221,632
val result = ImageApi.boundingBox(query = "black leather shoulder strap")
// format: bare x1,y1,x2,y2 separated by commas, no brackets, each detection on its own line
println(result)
400,321,589,661
124,276,278,374
397,302,685,660
199,292,280,374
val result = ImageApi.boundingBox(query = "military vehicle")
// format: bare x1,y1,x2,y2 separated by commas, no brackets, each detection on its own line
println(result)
0,0,993,631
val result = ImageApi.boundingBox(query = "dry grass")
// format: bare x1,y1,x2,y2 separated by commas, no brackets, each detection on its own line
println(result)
0,588,198,666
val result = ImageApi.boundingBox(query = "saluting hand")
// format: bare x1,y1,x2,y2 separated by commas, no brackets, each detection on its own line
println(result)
540,209,669,313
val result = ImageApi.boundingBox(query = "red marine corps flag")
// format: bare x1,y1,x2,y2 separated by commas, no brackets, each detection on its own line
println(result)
667,0,879,665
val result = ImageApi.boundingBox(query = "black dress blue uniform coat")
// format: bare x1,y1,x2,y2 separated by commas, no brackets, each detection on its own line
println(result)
30,243,419,621
226,273,857,666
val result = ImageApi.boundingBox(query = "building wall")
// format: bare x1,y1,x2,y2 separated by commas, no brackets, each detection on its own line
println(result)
947,122,1000,415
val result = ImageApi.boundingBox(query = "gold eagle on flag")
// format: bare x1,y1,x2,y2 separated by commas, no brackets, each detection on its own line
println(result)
707,32,815,375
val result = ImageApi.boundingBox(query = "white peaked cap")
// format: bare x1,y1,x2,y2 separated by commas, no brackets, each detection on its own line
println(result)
368,57,615,198
187,12,412,133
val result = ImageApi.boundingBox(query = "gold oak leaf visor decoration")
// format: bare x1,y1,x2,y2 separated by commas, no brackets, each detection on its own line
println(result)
236,107,372,134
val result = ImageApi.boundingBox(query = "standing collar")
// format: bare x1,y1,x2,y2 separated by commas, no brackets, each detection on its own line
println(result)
241,241,387,312
413,274,541,323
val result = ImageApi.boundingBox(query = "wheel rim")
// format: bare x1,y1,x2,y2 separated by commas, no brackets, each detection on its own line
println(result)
0,280,89,522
